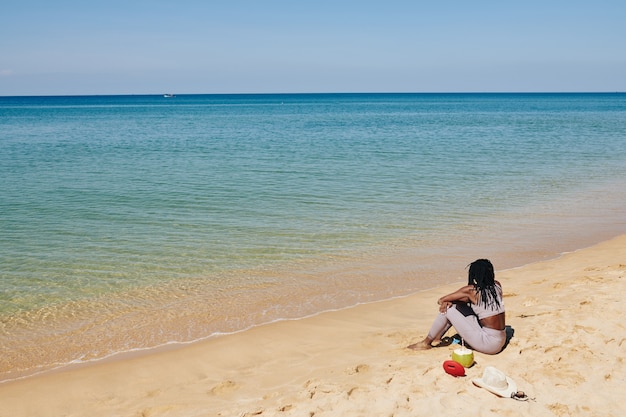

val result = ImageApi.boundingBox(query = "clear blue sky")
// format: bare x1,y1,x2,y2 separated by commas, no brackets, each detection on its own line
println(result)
2,0,625,95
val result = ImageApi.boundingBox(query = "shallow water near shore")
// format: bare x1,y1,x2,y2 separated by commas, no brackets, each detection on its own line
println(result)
1,93,626,381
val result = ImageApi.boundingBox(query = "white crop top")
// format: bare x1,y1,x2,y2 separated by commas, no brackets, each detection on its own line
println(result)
470,283,505,319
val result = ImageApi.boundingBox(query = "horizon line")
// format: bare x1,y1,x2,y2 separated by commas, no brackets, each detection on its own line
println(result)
2,91,625,99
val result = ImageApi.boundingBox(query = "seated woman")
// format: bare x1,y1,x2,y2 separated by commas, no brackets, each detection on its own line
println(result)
408,259,506,355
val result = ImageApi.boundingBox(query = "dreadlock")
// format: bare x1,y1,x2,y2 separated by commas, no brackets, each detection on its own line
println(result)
467,259,501,310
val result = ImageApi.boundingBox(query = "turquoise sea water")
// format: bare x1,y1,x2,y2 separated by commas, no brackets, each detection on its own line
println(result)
2,93,626,380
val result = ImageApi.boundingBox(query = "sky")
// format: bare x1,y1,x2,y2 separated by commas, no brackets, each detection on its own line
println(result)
1,1,625,96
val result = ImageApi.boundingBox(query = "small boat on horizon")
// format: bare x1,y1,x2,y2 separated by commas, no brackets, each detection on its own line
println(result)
163,94,175,98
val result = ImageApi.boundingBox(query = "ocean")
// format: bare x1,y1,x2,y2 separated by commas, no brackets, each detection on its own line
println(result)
1,93,626,381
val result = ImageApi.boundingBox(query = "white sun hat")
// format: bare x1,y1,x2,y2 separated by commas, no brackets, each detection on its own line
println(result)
472,366,517,398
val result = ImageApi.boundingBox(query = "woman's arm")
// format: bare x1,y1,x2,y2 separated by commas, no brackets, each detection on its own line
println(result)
437,285,477,306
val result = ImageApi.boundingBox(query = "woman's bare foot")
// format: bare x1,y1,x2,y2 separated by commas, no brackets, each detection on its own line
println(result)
434,336,453,347
407,339,434,350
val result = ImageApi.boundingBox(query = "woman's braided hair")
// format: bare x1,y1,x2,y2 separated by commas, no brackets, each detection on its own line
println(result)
467,259,501,310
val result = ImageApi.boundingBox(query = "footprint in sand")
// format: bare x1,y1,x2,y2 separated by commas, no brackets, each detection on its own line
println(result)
573,324,595,334
548,402,574,417
346,364,370,375
583,266,601,272
544,362,585,386
303,379,338,399
578,275,605,284
522,297,539,307
208,380,239,395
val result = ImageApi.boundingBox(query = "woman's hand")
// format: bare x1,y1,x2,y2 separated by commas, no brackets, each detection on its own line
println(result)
438,299,452,313
436,285,477,309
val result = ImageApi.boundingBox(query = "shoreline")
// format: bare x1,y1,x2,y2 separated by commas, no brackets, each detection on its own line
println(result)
0,214,614,385
1,233,624,416
3,194,624,384
1,224,618,385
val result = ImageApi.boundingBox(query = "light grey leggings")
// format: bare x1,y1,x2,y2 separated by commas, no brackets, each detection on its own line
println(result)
427,304,506,355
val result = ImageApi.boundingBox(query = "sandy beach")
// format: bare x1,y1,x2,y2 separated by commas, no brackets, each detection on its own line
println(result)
1,234,625,417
